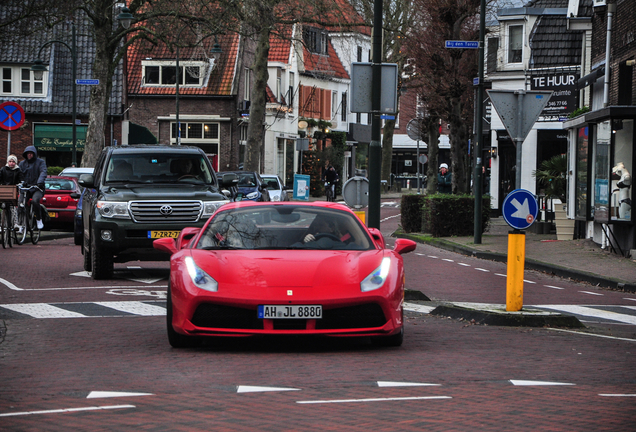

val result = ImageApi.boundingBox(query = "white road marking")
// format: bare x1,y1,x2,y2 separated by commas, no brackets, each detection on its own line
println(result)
475,268,489,272
237,386,300,393
0,278,23,291
296,396,451,404
428,255,438,259
70,271,92,278
0,405,135,417
127,266,142,269
377,381,440,387
1,303,87,318
510,380,575,386
442,259,454,262
545,285,565,290
523,280,536,284
547,328,636,342
599,394,636,397
495,273,507,277
620,305,636,311
538,305,636,325
93,301,167,316
579,291,604,296
457,263,470,267
87,391,153,399
624,298,636,302
403,303,435,314
415,253,426,256
27,285,167,291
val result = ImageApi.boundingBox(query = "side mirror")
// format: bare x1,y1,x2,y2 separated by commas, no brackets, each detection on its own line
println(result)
78,174,94,188
220,173,238,188
176,227,201,250
153,237,177,255
393,238,417,255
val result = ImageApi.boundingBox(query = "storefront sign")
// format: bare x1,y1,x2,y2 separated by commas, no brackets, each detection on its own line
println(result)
530,73,579,122
34,124,87,152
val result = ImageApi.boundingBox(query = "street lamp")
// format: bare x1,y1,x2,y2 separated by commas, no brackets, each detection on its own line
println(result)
175,32,222,145
32,23,78,166
117,7,134,30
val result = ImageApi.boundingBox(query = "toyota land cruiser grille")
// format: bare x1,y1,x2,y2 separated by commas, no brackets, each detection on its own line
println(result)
130,201,202,223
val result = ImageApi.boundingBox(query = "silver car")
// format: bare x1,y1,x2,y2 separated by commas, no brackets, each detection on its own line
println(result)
261,174,289,201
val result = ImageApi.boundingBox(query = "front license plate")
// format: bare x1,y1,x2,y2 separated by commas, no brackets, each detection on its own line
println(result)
258,305,322,319
148,230,180,239
48,212,57,218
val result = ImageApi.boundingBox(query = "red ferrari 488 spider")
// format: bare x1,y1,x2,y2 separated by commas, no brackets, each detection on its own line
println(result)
154,201,417,348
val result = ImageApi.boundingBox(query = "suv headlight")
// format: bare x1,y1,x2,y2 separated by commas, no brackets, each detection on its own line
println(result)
246,191,258,200
360,257,391,292
96,201,130,219
202,200,229,217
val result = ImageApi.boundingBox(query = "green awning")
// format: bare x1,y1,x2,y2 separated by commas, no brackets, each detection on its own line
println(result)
34,124,87,152
129,122,158,144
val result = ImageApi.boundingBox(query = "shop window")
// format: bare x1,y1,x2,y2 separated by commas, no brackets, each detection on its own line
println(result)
593,121,612,222
610,119,633,222
575,126,590,219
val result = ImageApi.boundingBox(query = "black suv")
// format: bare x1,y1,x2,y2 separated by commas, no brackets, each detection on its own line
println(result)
79,145,233,279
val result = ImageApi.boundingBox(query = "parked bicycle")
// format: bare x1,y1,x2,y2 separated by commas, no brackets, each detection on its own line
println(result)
15,183,42,245
0,184,19,249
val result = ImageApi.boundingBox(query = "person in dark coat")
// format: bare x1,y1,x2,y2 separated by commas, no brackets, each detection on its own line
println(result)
0,154,23,185
437,163,452,194
18,146,47,229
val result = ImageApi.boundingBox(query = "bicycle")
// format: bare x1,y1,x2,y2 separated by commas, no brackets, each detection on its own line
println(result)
15,183,42,245
324,181,336,202
0,184,18,249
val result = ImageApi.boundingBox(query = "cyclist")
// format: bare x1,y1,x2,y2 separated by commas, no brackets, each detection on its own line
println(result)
322,165,339,201
18,146,47,230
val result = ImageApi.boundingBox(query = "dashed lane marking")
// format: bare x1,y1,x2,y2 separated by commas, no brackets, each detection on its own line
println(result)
545,285,565,290
579,291,604,296
0,301,166,319
93,301,167,316
87,391,153,399
0,405,136,418
296,396,452,404
537,305,636,325
510,380,575,386
377,381,441,387
237,386,301,393
547,328,636,342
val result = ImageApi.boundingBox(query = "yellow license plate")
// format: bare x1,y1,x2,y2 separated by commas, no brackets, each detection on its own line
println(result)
148,231,180,239
48,212,57,218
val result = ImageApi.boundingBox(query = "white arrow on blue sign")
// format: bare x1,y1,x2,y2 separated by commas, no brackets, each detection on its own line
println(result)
502,189,538,230
445,41,479,49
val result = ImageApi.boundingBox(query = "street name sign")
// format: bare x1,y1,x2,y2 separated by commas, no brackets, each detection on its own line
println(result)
502,189,538,230
445,41,479,49
76,79,99,85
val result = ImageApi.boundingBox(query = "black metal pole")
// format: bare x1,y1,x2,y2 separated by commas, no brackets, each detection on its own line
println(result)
473,0,486,244
71,23,77,166
368,0,383,229
176,43,180,145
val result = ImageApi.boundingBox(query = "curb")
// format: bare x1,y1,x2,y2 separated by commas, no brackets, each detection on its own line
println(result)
396,232,636,293
429,304,584,328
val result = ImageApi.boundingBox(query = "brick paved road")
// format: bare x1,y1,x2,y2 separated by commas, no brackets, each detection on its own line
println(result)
1,202,635,430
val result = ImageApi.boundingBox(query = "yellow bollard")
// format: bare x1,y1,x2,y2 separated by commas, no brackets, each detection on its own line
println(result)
354,210,366,225
506,231,526,311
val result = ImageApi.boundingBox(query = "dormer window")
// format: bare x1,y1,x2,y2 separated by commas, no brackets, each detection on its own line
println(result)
303,27,328,55
142,60,207,86
508,25,523,64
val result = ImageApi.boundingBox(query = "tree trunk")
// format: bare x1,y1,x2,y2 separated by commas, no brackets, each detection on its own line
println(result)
424,117,439,195
244,23,271,172
449,96,469,194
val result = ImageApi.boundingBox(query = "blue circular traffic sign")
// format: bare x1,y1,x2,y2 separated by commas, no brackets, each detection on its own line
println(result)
502,189,538,230
0,101,25,131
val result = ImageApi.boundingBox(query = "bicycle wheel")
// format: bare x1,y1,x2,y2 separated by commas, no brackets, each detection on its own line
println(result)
15,206,27,245
1,208,7,249
30,205,40,244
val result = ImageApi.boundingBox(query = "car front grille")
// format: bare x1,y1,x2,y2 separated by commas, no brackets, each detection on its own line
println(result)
130,201,201,223
190,303,387,331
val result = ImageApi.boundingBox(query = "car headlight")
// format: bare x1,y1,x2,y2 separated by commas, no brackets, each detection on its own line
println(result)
202,200,229,217
96,201,130,219
184,256,218,292
360,257,391,292
246,191,259,200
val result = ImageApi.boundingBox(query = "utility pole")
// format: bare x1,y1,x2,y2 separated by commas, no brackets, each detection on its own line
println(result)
368,0,383,229
473,0,486,244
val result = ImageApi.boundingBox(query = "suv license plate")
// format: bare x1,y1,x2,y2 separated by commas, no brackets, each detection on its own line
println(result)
258,305,322,319
148,230,180,239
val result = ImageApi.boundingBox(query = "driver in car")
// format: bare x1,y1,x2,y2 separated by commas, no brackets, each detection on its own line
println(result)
303,218,340,244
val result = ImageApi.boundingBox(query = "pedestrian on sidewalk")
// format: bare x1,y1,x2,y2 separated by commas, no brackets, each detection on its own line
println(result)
437,163,452,194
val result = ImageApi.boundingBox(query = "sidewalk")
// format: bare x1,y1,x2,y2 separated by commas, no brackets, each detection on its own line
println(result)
395,203,636,293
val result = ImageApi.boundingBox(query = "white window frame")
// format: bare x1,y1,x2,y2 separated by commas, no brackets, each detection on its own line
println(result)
170,122,220,144
507,24,524,65
141,60,207,87
0,65,46,97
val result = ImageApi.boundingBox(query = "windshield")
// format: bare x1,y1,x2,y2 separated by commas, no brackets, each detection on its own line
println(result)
105,154,214,184
262,177,280,190
197,205,373,250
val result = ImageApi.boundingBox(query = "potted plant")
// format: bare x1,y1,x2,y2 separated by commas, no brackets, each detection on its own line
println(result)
533,154,573,239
